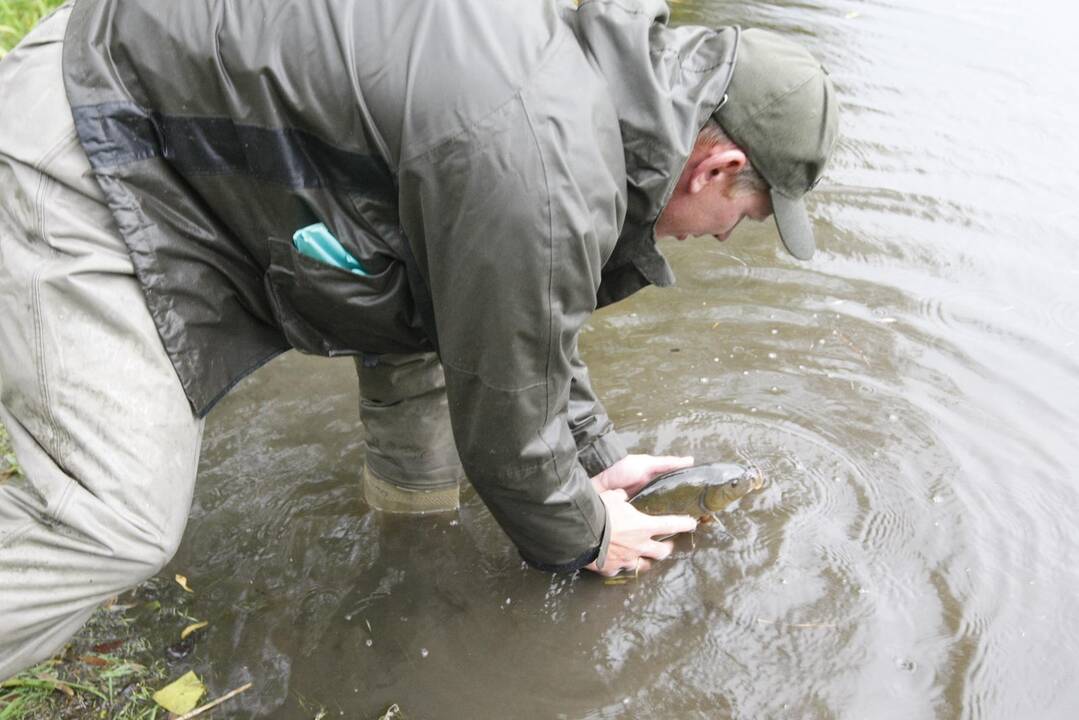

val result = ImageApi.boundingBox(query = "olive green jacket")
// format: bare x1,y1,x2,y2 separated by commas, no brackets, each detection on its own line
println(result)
62,0,737,570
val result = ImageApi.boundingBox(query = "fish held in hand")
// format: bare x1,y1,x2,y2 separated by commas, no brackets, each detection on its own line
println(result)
630,461,763,519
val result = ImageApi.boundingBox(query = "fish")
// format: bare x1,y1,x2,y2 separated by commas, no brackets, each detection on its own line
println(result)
630,461,763,519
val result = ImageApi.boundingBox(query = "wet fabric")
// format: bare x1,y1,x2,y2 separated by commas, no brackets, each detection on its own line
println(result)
61,0,738,567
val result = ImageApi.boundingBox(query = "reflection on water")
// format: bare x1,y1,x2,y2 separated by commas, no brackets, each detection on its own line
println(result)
171,1,1079,717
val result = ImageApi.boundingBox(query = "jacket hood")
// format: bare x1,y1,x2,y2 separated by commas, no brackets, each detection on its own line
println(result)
567,0,738,305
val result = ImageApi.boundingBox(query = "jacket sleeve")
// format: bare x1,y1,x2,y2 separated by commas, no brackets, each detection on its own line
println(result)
397,92,625,572
568,346,628,477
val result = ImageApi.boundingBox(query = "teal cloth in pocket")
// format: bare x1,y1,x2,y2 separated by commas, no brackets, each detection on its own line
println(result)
292,223,369,276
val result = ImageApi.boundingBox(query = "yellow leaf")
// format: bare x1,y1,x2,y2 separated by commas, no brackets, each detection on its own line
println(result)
152,671,205,714
180,621,209,640
175,574,194,593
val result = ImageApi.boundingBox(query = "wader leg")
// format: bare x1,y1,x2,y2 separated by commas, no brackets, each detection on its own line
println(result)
355,353,464,513
0,6,204,680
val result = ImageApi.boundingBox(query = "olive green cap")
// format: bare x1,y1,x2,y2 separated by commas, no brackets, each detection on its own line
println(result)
715,29,839,260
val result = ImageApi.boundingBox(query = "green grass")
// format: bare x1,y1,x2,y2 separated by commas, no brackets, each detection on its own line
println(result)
0,0,64,57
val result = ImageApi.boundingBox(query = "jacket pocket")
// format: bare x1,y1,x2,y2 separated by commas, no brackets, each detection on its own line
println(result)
263,235,430,356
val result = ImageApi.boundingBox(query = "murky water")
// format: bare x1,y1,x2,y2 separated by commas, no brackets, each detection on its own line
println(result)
170,1,1079,717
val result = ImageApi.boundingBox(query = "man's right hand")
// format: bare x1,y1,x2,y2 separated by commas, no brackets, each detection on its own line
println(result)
583,489,698,577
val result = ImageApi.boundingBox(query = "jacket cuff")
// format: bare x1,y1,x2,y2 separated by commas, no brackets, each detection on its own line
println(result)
520,503,612,574
576,428,628,477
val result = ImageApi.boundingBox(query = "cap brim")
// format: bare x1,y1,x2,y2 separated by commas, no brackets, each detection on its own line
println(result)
770,189,816,260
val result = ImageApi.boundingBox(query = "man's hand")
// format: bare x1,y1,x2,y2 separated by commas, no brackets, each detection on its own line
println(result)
584,489,698,577
590,453,695,497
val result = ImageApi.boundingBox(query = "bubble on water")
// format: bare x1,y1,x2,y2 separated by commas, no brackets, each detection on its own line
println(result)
932,494,944,504
365,639,373,647
743,370,750,375
700,377,709,384
833,476,841,483
768,352,777,359
504,598,512,605
771,328,779,335
714,357,720,362
888,414,898,422
895,657,917,673
771,386,779,393
420,648,429,658
750,407,758,413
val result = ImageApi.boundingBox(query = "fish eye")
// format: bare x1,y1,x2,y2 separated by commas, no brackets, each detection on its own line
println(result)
731,479,738,486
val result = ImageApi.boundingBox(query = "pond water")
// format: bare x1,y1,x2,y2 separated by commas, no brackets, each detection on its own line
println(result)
171,1,1079,717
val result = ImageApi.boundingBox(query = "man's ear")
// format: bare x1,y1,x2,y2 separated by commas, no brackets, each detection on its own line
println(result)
688,147,747,194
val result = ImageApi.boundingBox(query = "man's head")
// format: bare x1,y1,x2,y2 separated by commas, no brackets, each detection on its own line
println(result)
656,29,839,259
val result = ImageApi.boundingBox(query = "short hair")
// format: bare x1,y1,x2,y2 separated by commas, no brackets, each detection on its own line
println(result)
696,118,769,195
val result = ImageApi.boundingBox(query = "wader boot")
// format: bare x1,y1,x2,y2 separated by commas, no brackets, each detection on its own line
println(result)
355,353,464,513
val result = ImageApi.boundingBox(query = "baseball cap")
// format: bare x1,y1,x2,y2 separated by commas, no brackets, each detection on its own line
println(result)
714,29,839,260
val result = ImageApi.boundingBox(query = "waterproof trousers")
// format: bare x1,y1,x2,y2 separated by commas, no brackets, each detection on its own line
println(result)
0,6,462,681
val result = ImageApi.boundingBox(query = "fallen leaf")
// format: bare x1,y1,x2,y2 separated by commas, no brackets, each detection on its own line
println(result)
92,639,125,654
152,671,205,714
175,574,195,593
180,621,209,640
78,655,110,667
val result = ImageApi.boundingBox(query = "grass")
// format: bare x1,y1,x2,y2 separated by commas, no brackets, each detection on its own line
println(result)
0,0,64,58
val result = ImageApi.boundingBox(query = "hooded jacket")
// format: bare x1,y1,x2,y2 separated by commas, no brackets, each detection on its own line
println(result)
62,0,737,570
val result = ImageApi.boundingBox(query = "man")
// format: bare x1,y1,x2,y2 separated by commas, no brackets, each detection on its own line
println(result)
0,0,837,678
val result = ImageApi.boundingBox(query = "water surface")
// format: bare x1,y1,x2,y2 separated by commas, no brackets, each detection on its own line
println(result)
171,1,1079,717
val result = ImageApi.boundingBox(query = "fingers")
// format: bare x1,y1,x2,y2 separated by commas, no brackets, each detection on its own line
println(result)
649,513,698,538
640,539,675,561
646,455,694,475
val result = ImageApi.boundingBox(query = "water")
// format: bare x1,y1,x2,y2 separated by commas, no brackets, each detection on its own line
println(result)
170,1,1079,717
